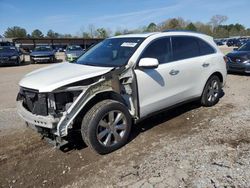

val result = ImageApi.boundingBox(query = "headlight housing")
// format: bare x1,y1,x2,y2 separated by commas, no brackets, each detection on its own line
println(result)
10,56,18,59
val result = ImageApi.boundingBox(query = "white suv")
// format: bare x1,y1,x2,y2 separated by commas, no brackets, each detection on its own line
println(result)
17,31,227,154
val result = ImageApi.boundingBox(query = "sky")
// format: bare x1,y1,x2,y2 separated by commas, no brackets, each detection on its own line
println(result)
0,0,249,36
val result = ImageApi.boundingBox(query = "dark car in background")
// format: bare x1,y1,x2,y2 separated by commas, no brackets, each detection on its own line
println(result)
30,46,56,63
226,41,250,73
214,39,224,46
0,46,24,66
226,38,238,47
65,45,85,62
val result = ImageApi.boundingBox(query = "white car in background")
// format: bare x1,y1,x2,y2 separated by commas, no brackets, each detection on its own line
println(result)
17,31,227,154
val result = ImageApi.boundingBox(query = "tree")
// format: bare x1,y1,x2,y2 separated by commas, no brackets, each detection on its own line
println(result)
88,24,96,38
96,28,109,38
185,23,197,31
210,15,228,31
82,32,90,38
4,26,27,38
46,29,60,38
31,29,43,38
146,23,158,32
62,34,72,38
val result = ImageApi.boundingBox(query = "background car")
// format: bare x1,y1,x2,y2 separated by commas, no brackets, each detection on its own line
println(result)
30,45,56,64
214,39,224,46
226,38,238,47
226,41,250,73
0,46,24,66
65,45,85,62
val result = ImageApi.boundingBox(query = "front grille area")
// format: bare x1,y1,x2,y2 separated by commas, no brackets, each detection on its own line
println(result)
17,88,48,116
0,57,9,61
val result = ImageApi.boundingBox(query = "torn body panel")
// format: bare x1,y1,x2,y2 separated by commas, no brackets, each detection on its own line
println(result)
55,67,138,137
16,67,139,143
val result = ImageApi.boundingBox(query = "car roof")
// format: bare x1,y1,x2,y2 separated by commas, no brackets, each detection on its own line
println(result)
111,32,160,39
111,31,211,40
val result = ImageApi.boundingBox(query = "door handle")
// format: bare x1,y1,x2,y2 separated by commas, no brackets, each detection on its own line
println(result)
169,69,180,76
202,63,210,67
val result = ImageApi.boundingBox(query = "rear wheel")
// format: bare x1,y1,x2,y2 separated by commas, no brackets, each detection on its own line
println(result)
81,100,132,154
201,75,222,107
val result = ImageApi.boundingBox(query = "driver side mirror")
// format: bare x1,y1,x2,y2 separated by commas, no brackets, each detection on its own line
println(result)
138,58,159,69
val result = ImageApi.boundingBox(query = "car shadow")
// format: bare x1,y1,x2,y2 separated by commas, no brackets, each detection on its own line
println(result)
227,71,250,76
60,100,202,153
128,101,201,144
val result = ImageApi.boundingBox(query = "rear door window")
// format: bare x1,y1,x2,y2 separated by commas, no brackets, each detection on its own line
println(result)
172,36,200,61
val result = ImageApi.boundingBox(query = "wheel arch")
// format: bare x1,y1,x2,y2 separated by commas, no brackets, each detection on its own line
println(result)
73,91,128,129
200,71,223,97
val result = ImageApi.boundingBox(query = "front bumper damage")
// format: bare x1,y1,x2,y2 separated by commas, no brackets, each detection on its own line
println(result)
16,67,138,147
17,101,59,129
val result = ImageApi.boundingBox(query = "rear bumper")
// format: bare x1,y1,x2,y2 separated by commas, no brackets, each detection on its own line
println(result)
30,56,53,62
17,101,59,129
227,62,250,73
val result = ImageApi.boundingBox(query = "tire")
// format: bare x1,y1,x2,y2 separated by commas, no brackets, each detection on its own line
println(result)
16,58,21,66
201,75,222,107
81,100,132,154
51,56,56,63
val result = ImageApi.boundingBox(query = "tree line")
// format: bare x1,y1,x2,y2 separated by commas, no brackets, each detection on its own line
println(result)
2,15,250,39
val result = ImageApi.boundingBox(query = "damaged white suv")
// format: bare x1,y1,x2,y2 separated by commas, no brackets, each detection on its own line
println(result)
17,31,227,154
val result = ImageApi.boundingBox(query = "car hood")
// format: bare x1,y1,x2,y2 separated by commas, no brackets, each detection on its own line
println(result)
227,51,250,58
30,51,54,56
0,52,18,57
19,62,114,92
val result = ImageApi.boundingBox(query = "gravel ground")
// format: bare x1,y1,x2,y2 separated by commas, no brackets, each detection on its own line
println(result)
1,47,250,188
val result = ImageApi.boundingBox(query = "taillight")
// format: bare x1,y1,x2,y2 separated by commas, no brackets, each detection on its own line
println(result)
223,56,228,63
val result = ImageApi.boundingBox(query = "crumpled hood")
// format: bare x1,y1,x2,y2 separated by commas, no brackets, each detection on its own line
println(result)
30,51,54,56
19,62,113,92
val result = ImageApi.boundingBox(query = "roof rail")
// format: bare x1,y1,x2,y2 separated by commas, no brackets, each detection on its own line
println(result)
162,29,203,34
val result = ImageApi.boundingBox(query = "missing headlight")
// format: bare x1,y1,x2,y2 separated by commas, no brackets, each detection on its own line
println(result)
54,91,81,113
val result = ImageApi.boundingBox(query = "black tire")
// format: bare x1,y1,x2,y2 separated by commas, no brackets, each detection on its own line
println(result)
16,58,21,66
201,75,222,107
81,100,132,154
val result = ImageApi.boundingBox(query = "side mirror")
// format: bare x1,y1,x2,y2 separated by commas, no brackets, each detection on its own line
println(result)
138,58,159,69
233,48,238,51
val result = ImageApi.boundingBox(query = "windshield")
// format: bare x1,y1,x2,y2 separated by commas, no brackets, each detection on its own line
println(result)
0,46,17,53
238,42,250,51
75,38,144,67
67,45,82,51
34,46,52,52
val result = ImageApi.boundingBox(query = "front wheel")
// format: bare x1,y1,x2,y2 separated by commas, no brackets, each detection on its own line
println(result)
81,100,132,154
201,75,222,107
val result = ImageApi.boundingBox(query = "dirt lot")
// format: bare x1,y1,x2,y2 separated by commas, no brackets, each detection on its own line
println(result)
1,47,250,188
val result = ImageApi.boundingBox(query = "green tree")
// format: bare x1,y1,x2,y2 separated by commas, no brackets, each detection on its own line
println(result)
46,29,60,38
96,28,109,38
4,26,27,38
185,23,197,31
31,29,43,38
146,22,157,32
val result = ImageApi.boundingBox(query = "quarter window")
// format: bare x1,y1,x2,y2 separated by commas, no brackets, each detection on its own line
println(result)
141,38,171,64
198,39,215,55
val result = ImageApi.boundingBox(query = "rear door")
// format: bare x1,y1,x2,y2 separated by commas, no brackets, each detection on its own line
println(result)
135,36,204,118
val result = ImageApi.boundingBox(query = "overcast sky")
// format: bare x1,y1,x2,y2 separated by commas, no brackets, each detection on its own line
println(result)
0,0,249,35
